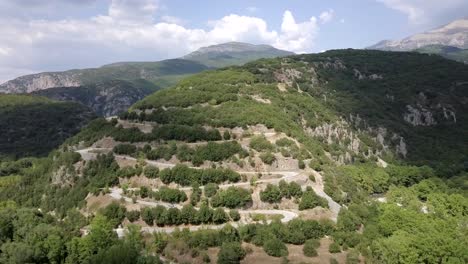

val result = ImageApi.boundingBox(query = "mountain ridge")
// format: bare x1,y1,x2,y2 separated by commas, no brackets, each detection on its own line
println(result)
368,18,468,51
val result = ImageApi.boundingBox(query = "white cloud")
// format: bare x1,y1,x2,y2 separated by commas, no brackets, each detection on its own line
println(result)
319,9,335,24
160,15,186,25
275,10,319,53
0,2,326,82
377,0,468,24
108,0,158,23
246,6,258,13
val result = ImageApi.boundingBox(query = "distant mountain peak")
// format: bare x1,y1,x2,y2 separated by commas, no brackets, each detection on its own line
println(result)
183,42,293,68
369,18,468,51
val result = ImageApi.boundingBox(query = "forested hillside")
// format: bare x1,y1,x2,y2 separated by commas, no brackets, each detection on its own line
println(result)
0,95,95,159
0,50,466,263
33,79,160,116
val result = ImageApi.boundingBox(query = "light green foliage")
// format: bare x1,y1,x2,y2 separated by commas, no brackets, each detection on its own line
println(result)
250,136,275,152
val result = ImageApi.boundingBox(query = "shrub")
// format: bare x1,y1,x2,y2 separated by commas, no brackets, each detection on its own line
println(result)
260,184,282,203
141,207,155,225
263,238,288,257
100,202,127,227
303,239,320,257
126,210,141,222
329,242,341,253
211,187,252,208
250,136,274,152
158,187,187,203
217,242,246,264
298,159,305,169
260,152,276,165
299,188,328,210
204,183,219,197
143,166,159,178
213,208,228,224
113,144,137,155
229,210,241,221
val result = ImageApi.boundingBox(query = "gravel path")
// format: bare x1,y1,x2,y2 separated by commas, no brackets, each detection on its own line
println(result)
77,147,341,236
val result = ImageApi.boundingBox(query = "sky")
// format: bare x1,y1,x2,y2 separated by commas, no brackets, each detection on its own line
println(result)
0,0,467,83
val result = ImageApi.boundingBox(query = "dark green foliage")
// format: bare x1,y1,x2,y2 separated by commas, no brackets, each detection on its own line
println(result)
126,210,140,222
260,152,276,165
100,202,127,227
263,238,288,257
0,94,94,158
260,184,282,203
144,166,159,178
217,242,246,264
113,144,137,155
223,131,231,140
83,153,120,193
229,210,241,221
299,187,328,210
204,183,219,197
197,203,213,224
211,187,252,208
190,183,202,206
193,141,244,164
157,187,187,203
141,207,155,225
213,208,228,224
158,164,240,186
180,204,198,225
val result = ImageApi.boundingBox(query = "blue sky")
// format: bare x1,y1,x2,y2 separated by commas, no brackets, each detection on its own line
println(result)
0,0,467,82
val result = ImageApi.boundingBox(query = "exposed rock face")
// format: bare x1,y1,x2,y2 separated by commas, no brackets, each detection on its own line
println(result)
1,72,81,93
369,18,468,51
33,80,158,116
404,105,437,126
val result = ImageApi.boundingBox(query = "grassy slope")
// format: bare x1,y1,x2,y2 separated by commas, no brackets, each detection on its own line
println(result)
0,95,95,158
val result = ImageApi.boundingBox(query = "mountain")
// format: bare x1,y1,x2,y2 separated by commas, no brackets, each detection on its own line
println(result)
414,44,468,64
0,42,293,117
0,59,208,94
369,18,468,51
0,94,95,158
0,49,466,263
32,79,160,116
182,41,294,67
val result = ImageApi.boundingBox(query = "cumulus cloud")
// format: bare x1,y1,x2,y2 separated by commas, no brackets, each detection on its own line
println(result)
108,0,158,23
0,0,326,82
377,0,468,24
319,9,335,24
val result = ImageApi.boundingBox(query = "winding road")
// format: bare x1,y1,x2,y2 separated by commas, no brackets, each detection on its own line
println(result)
77,147,341,235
